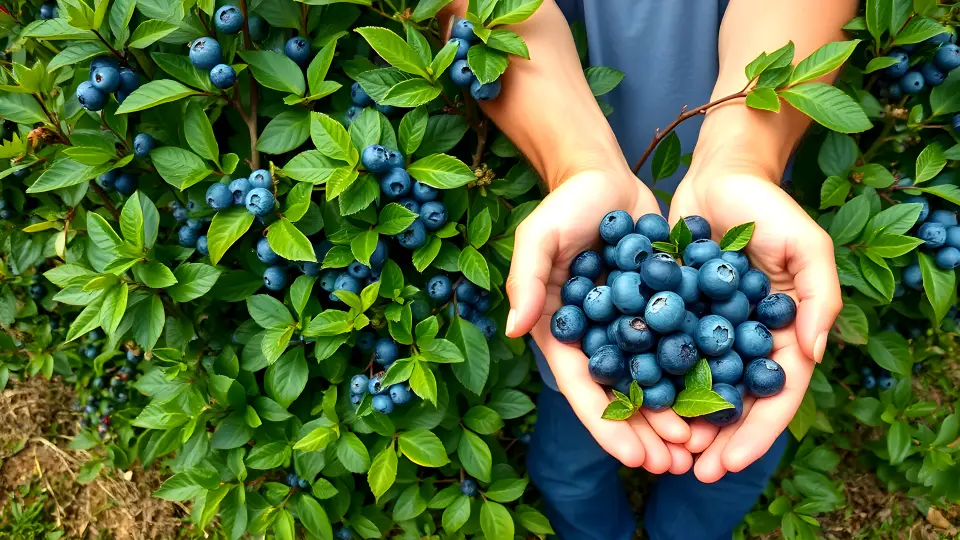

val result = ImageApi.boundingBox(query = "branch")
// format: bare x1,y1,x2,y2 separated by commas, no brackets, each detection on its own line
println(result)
238,0,260,170
100,111,131,152
31,94,69,144
472,120,488,169
88,181,120,220
632,85,751,174
92,30,132,69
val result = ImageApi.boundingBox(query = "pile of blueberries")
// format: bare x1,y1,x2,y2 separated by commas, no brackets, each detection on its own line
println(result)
902,198,960,277
76,56,141,111
550,212,792,426
879,30,959,97
348,335,415,414
446,19,503,101
73,338,142,438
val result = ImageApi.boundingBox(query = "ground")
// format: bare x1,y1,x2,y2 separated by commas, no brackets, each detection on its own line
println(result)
0,376,187,540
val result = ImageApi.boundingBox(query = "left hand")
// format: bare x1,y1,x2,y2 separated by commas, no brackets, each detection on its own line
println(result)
668,168,842,483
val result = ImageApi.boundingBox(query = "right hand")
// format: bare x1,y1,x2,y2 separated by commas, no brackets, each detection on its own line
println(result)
504,169,694,474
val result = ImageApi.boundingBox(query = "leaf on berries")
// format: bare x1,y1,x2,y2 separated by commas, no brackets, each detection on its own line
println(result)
672,387,734,417
684,359,712,390
720,222,756,251
629,381,643,408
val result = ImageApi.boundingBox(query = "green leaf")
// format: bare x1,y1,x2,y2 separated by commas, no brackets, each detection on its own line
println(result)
267,218,316,262
486,29,530,59
150,147,211,190
368,443,398,502
467,45,509,85
788,40,860,85
820,176,851,209
398,429,450,467
672,387,735,417
745,87,781,112
412,236,442,272
336,432,371,473
412,0,454,21
893,17,947,44
458,246,491,290
127,19,178,48
351,230,379,267
247,295,294,329
442,495,471,532
99,284,128,336
154,473,204,501
864,56,900,74
918,251,956,323
399,107,429,156
283,150,350,185
26,158,107,193
184,101,219,164
151,52,214,91
584,66,625,96
684,359,713,389
866,0,891,41
463,406,504,435
48,43,108,72
207,207,255,264
458,429,492,482
778,84,872,134
865,234,924,258
480,500,515,540
295,495,332,540
514,505,555,535
719,222,755,251
409,361,437,405
859,252,894,301
130,295,165,351
310,112,353,163
866,203,923,236
381,79,443,107
915,143,946,184
831,303,869,345
651,132,681,181
257,109,312,154
887,420,912,465
866,332,912,375
855,164,894,188
265,348,308,408
293,426,339,452
931,69,960,116
601,400,635,421
489,0,543,26
916,184,960,207
134,260,178,288
246,441,289,469
304,310,352,337
376,203,419,235
407,154,475,189
355,27,428,77
485,478,528,503
237,50,306,95
828,194,870,245
116,80,200,114
670,217,693,251
307,39,338,94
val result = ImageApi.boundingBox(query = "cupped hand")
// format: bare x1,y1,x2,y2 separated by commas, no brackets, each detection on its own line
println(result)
504,169,694,473
669,172,842,482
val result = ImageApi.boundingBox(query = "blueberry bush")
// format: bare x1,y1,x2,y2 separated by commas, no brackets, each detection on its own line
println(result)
1,0,959,538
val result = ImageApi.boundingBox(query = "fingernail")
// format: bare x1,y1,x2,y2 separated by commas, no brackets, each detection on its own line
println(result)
813,330,828,363
506,309,517,336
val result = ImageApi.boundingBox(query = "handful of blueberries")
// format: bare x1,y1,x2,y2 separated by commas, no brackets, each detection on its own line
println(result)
550,211,792,426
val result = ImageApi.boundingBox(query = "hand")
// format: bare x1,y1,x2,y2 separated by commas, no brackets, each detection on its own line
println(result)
668,170,842,482
504,169,694,474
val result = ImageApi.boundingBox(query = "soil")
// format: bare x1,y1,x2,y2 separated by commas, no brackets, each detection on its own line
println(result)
0,376,188,539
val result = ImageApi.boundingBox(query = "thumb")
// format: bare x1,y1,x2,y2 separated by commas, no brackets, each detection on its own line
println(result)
504,218,557,338
788,227,842,363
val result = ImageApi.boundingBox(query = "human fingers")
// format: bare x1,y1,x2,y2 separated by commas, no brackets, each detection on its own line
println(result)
693,399,756,483
505,215,558,338
639,408,692,445
786,223,842,363
684,418,721,454
625,412,672,474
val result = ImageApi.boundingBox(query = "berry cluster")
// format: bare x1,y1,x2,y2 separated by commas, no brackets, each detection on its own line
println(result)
74,339,142,438
901,200,960,276
284,472,311,489
96,168,139,196
428,277,497,339
76,56,141,111
550,212,792,426
446,19,502,101
188,36,237,90
346,83,399,124
349,371,414,415
0,198,14,221
878,31,959,97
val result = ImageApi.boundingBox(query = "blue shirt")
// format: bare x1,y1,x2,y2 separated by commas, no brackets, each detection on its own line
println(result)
537,0,729,391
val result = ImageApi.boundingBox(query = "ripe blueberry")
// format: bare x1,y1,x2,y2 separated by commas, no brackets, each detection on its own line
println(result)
935,43,960,71
450,59,475,87
472,316,497,339
263,265,287,290
245,188,275,216
904,196,930,223
114,173,138,195
640,252,681,291
470,79,501,101
374,337,399,366
427,275,452,301
629,352,662,386
350,82,373,106
228,177,251,205
644,291,685,333
397,219,427,249
903,263,923,291
285,37,311,65
457,281,481,303
582,326,612,357
570,250,603,280
256,237,281,265
928,209,958,227
39,3,57,19
412,181,438,203
206,183,232,210
738,269,771,304
720,250,749,276
611,271,647,315
189,37,223,70
635,213,670,242
733,320,773,359
248,169,272,189
884,49,910,78
615,233,653,271
583,286,617,323
945,225,960,249
588,345,627,386
372,394,394,414
683,216,711,241
560,276,593,308
550,305,588,343
641,377,676,411
460,478,479,497
420,201,448,231
675,266,701,305
451,19,476,41
389,384,412,405
900,70,925,94
708,350,743,385
922,62,947,86
704,383,743,427
744,358,786,397
936,246,960,269
362,145,393,174
90,66,120,93
614,315,656,353
698,258,740,300
710,290,750,327
214,5,244,34
196,235,209,255
600,210,634,244
76,81,107,111
755,293,797,329
450,37,471,60
97,170,118,191
133,133,155,158
332,273,361,301
178,226,199,248
695,314,735,356
657,332,698,375
681,311,699,336
682,239,721,269
319,270,339,292
209,64,237,89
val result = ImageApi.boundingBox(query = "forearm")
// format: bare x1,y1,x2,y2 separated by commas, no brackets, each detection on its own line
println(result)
691,0,858,181
442,0,630,189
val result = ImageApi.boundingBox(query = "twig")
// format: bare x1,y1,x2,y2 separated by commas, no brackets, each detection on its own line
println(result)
32,94,69,144
472,120,488,168
89,181,121,220
632,82,752,174
238,0,261,170
92,30,132,69
100,111,131,152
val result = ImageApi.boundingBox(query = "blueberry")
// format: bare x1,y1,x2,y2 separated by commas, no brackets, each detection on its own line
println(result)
877,375,895,389
615,233,653,271
928,209,958,227
451,19,476,41
708,350,743,385
286,473,299,487
922,62,947,86
642,377,676,411
473,316,496,339
734,320,773,359
420,201,448,231
319,270,339,292
114,173,137,195
450,59,475,87
385,149,404,169
379,168,412,199
954,114,960,133
945,226,960,249
457,281,481,303
39,3,57,19
683,239,721,269
189,37,223,70
681,311,699,336
370,339,398,368
738,269,771,304
126,350,141,363
583,286,617,323
249,169,272,189
601,245,618,268
332,273,361,301
427,275,452,301
28,283,44,299
90,57,119,74
297,478,309,489
76,81,107,111
474,293,491,313
345,106,362,126
755,293,797,329
887,81,903,98
450,37,471,60
248,15,268,41
657,332,698,375
91,65,120,93
336,527,354,540
903,263,923,291
377,103,396,116
581,326,612,357
171,206,188,223
366,372,386,395
698,258,740,300
570,251,603,280
683,216,711,241
704,383,743,427
695,314,735,356
398,218,427,249
178,226,199,248
457,302,474,320
362,145,392,174
350,82,373,106
227,177,251,206
644,291,685,333
601,210,634,244
614,315,655,353
936,246,960,269
720,250,749,276
245,188,275,216
196,235,209,255
285,37,311,65
588,345,627,386
744,358,786,397
411,181,438,203
347,261,371,280
460,478,480,498
214,5,244,34
672,267,699,306
710,290,750,327
372,394,394,414
389,384,412,405
206,183,232,210
926,31,953,45
470,79,502,101
561,276,594,307
611,272,647,315
97,170,118,191
884,49,910,78
625,352,660,386
640,253,681,291
635,214,669,242
263,265,287,290
606,270,623,287
862,374,876,389
209,64,237,89
256,237,281,265
900,70,925,94
551,305,588,343
935,43,960,71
